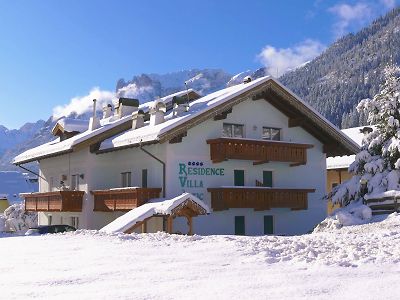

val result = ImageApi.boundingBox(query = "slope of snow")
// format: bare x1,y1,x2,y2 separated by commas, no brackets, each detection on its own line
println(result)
1,215,400,299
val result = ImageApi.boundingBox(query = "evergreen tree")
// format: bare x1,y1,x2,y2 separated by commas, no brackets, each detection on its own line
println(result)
330,64,400,206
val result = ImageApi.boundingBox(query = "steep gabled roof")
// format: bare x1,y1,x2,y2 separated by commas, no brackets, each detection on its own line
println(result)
98,76,360,156
13,77,359,165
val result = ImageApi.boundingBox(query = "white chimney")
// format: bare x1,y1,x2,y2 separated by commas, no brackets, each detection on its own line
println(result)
102,104,112,119
115,98,139,118
172,95,189,117
150,99,166,126
243,76,252,83
132,109,145,129
89,99,101,131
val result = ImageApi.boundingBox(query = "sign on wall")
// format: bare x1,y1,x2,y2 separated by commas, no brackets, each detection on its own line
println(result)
178,161,224,200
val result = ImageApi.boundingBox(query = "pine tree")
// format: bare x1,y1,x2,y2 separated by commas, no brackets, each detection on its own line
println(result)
330,64,400,206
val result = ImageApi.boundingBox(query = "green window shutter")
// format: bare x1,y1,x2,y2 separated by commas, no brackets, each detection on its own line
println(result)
234,170,245,186
142,169,148,188
235,216,245,235
264,215,273,234
263,171,273,187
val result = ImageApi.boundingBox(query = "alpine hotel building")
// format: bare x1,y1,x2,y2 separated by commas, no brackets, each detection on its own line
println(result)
14,76,359,236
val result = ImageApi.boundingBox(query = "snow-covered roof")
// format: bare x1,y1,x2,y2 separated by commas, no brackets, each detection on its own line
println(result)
13,115,132,164
327,126,375,170
52,117,89,135
99,76,359,155
14,77,358,164
100,193,210,233
13,89,201,165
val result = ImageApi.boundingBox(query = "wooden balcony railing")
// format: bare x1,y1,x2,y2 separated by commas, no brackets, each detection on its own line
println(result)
22,191,84,212
206,138,313,166
207,187,315,211
91,187,162,212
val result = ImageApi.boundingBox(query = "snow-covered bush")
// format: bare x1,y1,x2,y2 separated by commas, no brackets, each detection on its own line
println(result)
1,203,37,233
329,64,400,206
313,202,372,232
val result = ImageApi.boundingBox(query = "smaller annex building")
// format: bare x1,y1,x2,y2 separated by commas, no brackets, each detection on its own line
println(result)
14,77,359,236
326,126,373,192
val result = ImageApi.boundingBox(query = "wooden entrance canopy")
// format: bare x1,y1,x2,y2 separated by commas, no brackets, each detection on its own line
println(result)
100,193,210,235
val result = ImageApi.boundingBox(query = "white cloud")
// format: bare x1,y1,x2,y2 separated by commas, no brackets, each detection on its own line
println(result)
257,39,326,77
329,3,373,37
52,83,156,120
116,83,155,99
52,88,116,120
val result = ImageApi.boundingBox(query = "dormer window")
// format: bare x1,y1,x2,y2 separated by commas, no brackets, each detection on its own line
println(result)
262,127,281,141
222,123,244,138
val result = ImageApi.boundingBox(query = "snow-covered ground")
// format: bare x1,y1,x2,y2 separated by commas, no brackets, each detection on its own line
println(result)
1,215,400,299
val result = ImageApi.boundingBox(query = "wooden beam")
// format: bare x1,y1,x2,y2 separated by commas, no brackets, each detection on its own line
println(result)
141,219,147,233
169,131,187,144
167,216,173,234
288,118,304,128
90,142,101,153
124,217,152,234
290,162,306,167
188,216,193,235
253,160,269,166
214,108,232,120
252,90,269,101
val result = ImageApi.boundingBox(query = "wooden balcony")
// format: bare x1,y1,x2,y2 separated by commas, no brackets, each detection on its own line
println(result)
22,191,84,212
207,187,315,211
91,188,162,212
206,138,313,166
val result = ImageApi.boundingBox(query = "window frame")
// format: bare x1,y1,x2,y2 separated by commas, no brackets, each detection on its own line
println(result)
264,215,274,235
142,169,148,188
262,127,281,141
70,174,80,191
70,216,79,229
222,123,245,138
263,170,273,187
121,171,132,188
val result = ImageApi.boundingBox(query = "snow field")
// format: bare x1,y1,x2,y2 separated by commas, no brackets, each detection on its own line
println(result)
1,215,400,299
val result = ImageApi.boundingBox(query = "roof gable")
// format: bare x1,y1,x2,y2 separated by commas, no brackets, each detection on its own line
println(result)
98,77,359,157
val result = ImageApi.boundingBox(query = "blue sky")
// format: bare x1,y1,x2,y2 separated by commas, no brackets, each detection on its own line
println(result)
0,0,397,129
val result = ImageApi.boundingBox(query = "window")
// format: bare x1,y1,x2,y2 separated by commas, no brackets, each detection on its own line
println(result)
71,174,80,191
222,123,244,138
142,169,148,188
235,216,245,235
264,216,274,234
234,170,245,186
121,172,132,188
71,216,79,228
48,215,52,226
263,171,273,187
262,127,281,141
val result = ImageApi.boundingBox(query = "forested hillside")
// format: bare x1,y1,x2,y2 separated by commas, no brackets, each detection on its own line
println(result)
279,8,400,128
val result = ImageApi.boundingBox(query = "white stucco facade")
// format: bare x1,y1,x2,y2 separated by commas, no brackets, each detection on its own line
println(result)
36,96,327,235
